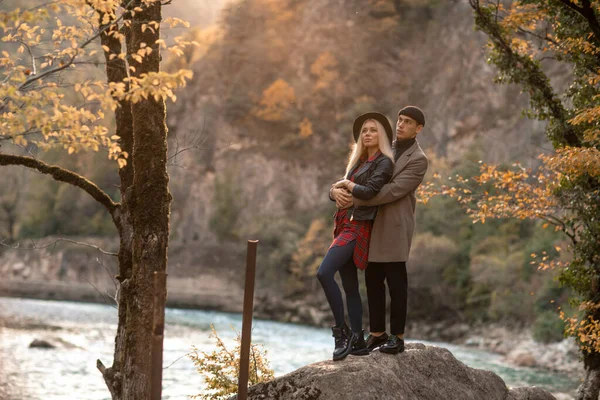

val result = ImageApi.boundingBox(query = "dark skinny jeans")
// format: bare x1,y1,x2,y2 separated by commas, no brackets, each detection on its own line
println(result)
316,241,363,333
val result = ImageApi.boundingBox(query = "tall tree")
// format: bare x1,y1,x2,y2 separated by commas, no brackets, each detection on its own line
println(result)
421,1,600,399
0,0,194,397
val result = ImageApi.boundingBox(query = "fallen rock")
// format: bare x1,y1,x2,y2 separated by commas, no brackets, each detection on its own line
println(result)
28,337,82,350
29,339,55,349
229,343,556,400
506,349,537,368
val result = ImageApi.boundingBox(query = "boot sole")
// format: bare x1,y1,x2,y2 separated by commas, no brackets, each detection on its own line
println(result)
333,338,360,361
350,348,370,356
333,349,351,361
366,342,387,352
379,347,404,355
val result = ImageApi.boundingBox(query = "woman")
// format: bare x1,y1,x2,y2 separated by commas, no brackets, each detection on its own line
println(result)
318,112,394,361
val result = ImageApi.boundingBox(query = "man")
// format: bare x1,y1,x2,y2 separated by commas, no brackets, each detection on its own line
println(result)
330,106,428,354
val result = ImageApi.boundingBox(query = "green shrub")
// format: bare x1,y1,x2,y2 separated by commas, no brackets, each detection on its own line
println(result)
532,310,565,344
488,287,534,322
209,170,243,241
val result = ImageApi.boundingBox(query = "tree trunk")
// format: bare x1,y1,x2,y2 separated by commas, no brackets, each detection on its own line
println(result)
93,5,136,399
120,0,170,398
577,351,600,400
577,303,600,400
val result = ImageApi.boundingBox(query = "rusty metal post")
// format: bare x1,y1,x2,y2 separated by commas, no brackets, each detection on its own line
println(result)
237,240,259,400
151,271,167,400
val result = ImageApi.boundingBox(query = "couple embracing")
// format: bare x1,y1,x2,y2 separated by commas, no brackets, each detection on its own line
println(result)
317,106,428,361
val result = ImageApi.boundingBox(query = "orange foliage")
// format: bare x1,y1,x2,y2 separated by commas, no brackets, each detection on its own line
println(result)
419,160,560,223
254,79,296,121
310,51,340,91
299,117,313,138
0,0,195,166
563,302,600,353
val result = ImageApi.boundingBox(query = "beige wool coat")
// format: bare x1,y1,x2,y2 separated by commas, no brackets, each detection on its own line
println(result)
353,140,428,262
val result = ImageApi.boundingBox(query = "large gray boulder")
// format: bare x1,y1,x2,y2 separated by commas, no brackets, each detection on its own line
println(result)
231,343,556,400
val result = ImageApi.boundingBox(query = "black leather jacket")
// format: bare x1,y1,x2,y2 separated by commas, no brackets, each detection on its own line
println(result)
331,153,394,221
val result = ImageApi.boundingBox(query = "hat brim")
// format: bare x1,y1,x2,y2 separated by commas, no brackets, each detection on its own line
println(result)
353,112,394,145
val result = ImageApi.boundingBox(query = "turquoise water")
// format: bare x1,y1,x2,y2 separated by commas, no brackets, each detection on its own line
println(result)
0,297,578,399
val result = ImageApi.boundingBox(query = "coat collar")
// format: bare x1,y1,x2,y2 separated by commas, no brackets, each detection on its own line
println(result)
394,140,420,174
351,151,382,180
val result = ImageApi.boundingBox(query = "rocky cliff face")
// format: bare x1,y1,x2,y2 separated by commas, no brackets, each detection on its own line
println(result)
0,238,118,284
229,343,557,400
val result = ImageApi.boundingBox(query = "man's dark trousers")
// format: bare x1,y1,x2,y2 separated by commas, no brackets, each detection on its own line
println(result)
365,261,408,335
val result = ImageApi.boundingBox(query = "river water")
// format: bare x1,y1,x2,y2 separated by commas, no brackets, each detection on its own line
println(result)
0,297,578,399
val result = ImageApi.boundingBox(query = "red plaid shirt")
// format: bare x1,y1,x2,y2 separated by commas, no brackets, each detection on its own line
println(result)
329,152,380,270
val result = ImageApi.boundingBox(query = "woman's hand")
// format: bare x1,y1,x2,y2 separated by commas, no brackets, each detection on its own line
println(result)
332,187,353,209
333,179,350,188
333,179,355,193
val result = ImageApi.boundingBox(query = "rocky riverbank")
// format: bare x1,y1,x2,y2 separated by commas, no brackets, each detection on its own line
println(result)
461,325,581,377
229,343,558,400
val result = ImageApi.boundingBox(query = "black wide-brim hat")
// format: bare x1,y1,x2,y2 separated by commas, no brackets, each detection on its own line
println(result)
352,112,394,145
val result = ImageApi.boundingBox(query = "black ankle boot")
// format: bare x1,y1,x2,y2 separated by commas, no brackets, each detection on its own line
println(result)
331,324,351,361
379,335,405,354
365,332,389,351
350,330,370,356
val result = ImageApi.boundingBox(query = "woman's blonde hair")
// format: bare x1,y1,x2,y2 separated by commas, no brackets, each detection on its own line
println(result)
344,119,394,178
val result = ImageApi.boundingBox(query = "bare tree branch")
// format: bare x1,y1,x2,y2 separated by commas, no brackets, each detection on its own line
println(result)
517,27,559,47
0,129,41,142
539,214,577,244
0,237,118,256
101,257,119,296
0,154,119,215
86,278,118,308
167,126,209,162
19,40,37,76
162,353,188,370
555,0,584,14
26,1,62,13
